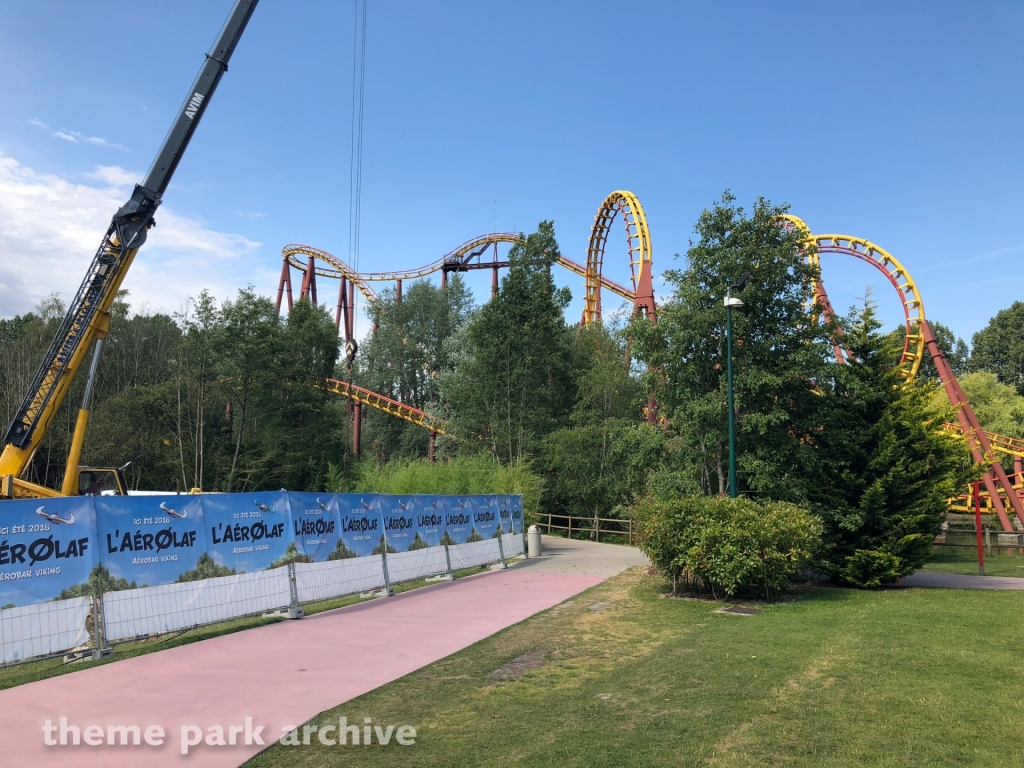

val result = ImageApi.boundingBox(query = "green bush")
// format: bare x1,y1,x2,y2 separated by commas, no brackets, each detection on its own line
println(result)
632,495,822,600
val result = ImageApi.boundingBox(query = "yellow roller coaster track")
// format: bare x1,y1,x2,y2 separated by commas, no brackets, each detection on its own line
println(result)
778,214,926,382
583,190,656,324
314,377,447,435
944,423,1024,460
282,236,637,307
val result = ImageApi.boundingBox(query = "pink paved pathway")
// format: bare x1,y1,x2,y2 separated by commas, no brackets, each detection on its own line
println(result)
0,568,605,767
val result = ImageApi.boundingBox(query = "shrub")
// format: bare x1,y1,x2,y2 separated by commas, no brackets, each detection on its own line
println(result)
328,455,544,524
632,495,822,600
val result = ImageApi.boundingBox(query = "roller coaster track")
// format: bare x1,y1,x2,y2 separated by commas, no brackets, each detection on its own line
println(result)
787,215,1024,532
280,238,636,307
314,377,447,436
584,190,656,324
276,191,654,331
943,422,1024,459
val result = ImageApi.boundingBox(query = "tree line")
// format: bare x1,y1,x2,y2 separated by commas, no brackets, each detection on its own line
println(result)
3,193,1023,530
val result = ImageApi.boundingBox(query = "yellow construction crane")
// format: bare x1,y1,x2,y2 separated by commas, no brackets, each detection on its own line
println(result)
0,0,259,500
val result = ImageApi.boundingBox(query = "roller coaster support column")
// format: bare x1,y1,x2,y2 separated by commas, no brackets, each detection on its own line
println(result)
353,402,362,457
299,256,318,304
441,268,447,289
335,276,348,331
974,482,986,576
1016,457,1023,496
396,279,402,304
925,320,1024,530
275,258,294,315
492,242,499,297
429,431,436,463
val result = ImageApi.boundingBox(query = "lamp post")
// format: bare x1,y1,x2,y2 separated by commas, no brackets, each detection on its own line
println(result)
724,272,752,498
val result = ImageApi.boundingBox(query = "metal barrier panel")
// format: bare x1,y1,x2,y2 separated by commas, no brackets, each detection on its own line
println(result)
293,557,386,603
0,597,93,664
501,532,524,558
448,539,502,571
103,569,292,642
385,548,450,584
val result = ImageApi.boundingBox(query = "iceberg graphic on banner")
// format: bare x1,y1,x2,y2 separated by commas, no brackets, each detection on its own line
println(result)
0,492,522,608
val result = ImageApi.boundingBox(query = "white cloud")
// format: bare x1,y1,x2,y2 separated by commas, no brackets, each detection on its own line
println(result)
84,135,131,152
0,151,270,318
28,118,48,129
49,128,130,151
84,165,141,188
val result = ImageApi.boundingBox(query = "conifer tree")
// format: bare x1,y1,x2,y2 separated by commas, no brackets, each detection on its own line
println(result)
811,302,973,587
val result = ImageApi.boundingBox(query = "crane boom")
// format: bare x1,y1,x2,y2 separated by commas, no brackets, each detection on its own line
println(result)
0,0,259,497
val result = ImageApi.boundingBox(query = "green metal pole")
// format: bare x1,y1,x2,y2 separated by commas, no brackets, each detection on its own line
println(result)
726,304,737,498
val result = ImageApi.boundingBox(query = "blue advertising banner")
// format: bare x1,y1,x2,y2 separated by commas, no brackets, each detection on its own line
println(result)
414,495,445,547
509,494,524,534
94,494,206,587
441,496,475,544
471,495,501,540
289,493,341,562
0,492,522,607
0,497,98,606
336,495,385,558
379,495,423,552
202,491,291,573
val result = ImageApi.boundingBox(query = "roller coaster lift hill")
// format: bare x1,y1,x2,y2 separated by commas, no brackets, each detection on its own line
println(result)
0,0,260,500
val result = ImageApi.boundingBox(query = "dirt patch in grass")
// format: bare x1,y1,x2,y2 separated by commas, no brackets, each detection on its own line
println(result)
488,647,548,679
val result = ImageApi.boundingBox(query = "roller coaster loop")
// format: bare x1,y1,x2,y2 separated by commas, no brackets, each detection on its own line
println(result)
779,214,926,383
786,215,1024,533
583,190,657,325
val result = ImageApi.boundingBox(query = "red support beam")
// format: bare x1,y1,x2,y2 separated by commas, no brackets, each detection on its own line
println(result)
299,256,313,300
275,258,293,314
335,276,347,331
395,279,402,304
353,402,362,457
925,320,1024,531
492,242,499,297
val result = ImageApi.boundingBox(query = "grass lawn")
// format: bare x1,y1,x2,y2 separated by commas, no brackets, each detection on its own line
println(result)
921,546,1024,577
0,565,488,692
248,567,1024,767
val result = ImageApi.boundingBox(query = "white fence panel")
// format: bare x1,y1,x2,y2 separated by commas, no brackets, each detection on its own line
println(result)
294,557,386,603
501,532,524,558
449,539,502,571
103,569,291,642
386,547,449,584
0,597,93,664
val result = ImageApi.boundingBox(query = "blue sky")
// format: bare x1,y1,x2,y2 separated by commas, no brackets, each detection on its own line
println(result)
1,1,1022,346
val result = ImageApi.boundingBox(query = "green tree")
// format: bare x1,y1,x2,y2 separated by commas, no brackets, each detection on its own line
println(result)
355,276,472,461
971,301,1024,394
810,302,974,587
542,321,660,523
631,193,833,499
442,222,575,462
371,534,397,554
216,288,284,492
176,552,237,582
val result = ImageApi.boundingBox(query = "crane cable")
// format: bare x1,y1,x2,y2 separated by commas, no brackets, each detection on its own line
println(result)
347,0,369,329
